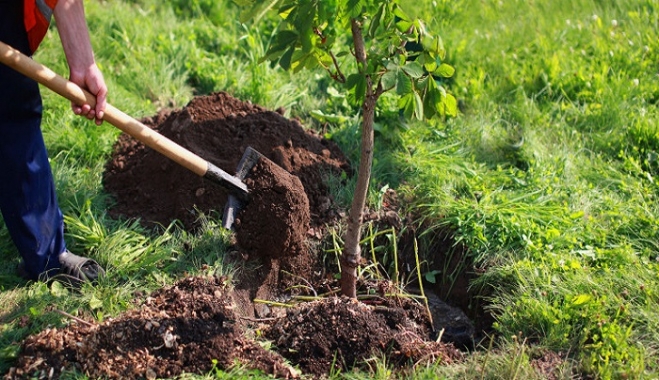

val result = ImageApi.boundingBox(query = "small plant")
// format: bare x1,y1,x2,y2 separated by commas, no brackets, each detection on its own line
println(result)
236,0,457,297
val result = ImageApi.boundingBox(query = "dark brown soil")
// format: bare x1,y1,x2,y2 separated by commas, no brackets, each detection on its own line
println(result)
6,92,481,379
103,91,348,234
6,277,462,379
266,296,463,376
235,156,310,259
6,277,297,379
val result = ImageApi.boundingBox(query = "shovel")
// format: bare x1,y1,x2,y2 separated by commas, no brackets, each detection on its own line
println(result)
0,40,260,229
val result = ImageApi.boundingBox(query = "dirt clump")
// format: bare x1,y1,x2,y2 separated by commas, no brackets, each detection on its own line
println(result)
265,296,463,377
235,156,310,259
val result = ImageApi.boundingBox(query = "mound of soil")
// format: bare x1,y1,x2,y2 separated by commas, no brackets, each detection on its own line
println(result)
102,91,345,311
103,92,349,238
6,277,297,379
266,296,463,376
6,277,462,379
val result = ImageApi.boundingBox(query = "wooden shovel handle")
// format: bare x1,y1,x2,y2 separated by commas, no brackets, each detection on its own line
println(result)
0,40,209,177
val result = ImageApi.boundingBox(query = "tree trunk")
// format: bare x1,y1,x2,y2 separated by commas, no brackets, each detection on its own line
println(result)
341,19,378,298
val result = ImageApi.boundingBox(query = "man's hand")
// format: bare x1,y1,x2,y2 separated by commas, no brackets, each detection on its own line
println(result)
69,62,107,125
53,0,107,125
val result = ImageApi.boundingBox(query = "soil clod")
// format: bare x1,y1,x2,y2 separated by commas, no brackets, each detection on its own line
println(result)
235,156,310,259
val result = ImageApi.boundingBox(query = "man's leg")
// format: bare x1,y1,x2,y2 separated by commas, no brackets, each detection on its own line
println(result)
0,0,67,280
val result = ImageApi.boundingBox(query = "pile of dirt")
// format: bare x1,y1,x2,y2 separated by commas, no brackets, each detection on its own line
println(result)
102,91,353,309
266,296,463,376
6,277,297,379
6,277,462,379
103,91,349,236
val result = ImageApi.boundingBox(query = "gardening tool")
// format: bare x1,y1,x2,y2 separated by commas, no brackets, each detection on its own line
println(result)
0,40,263,229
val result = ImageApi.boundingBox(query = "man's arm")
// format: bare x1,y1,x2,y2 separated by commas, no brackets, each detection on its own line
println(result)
53,0,107,125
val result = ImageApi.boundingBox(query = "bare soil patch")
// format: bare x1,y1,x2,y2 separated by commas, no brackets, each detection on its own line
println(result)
266,296,463,377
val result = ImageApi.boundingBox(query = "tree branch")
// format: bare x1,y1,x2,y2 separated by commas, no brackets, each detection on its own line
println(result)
329,51,346,83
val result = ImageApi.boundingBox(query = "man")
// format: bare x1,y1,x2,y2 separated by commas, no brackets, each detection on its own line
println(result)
1,0,107,285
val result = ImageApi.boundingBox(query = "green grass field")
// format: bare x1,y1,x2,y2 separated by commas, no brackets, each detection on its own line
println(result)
2,0,659,378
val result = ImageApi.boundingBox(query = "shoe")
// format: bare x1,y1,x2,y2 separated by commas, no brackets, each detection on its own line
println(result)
17,251,105,287
55,250,105,286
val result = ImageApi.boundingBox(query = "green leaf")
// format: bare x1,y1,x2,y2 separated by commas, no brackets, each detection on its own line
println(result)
381,69,397,90
278,3,295,19
418,52,438,72
269,30,299,55
392,4,411,21
424,270,441,284
442,93,458,117
310,110,348,123
300,28,314,53
238,0,281,23
346,73,366,105
437,63,455,78
292,53,312,73
413,90,424,120
396,19,413,33
89,295,103,310
275,30,299,45
347,0,365,18
279,47,295,70
398,92,415,119
402,61,425,79
423,79,442,118
396,69,412,95
293,2,314,31
315,49,334,67
422,34,445,59
50,281,69,297
368,3,385,38
346,73,361,88
571,294,592,306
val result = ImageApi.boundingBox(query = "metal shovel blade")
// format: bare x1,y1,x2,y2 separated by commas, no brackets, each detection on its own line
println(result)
222,146,264,229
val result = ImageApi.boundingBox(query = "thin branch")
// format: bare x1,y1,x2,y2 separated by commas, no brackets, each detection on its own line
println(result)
238,316,278,322
55,309,95,327
313,26,345,83
329,51,346,83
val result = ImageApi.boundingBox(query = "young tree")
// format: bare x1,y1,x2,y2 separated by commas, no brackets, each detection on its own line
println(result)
237,0,457,298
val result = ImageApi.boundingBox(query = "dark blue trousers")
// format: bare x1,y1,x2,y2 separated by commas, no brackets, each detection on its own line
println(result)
1,0,67,280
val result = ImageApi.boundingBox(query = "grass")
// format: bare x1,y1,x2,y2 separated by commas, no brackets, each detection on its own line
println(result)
2,0,659,378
